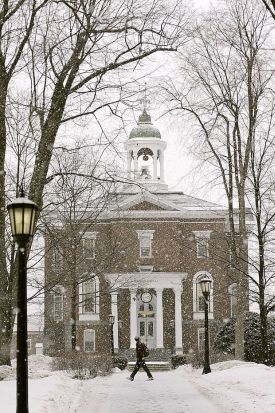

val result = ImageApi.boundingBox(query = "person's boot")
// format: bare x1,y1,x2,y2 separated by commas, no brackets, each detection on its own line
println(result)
127,376,134,381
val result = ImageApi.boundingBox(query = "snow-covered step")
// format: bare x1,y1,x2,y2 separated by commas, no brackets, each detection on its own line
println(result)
127,361,171,371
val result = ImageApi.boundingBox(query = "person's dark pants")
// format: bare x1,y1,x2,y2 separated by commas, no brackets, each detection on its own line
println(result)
130,359,153,379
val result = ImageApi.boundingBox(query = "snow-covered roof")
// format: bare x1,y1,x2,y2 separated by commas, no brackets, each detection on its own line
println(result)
102,190,226,219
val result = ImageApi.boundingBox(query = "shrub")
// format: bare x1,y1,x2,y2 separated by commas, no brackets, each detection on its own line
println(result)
52,351,113,379
213,312,275,364
112,356,128,370
171,354,186,369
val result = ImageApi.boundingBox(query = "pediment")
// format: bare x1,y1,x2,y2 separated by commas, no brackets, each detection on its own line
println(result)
118,193,180,212
128,201,166,211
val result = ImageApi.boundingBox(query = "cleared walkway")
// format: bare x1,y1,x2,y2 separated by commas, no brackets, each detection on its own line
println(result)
77,369,222,413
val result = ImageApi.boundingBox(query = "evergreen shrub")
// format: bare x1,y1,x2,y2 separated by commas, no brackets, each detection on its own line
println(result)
213,312,275,364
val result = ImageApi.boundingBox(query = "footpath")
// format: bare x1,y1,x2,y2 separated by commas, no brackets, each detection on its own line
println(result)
76,368,222,413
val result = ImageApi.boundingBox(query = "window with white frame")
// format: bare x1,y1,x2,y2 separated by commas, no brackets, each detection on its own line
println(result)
82,232,98,260
84,329,95,352
198,328,205,352
193,272,213,320
192,231,212,259
136,230,155,258
197,238,209,258
53,285,64,321
197,284,206,312
79,276,100,321
228,283,238,317
80,279,96,313
53,247,63,270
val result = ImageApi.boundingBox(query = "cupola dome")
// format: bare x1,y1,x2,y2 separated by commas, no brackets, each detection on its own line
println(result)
129,109,161,139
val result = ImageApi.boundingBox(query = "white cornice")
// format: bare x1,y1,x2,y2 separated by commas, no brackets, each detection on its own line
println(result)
100,210,227,220
106,272,187,290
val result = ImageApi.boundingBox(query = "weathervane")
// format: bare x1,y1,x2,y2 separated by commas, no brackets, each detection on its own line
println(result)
140,83,150,110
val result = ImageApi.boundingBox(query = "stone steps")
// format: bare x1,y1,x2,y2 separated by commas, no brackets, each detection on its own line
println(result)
127,361,171,371
119,348,173,362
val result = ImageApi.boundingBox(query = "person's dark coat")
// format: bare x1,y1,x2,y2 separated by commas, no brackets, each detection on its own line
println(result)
136,340,147,360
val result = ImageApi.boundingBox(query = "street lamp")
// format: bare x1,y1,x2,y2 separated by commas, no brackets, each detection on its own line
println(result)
109,314,115,356
199,276,211,375
7,190,38,413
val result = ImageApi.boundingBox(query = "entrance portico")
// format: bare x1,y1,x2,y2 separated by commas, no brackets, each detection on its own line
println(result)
107,272,187,354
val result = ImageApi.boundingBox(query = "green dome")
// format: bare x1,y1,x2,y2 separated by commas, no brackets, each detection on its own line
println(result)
129,110,161,139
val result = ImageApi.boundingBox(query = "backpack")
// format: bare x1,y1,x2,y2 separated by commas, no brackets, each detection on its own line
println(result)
142,344,149,357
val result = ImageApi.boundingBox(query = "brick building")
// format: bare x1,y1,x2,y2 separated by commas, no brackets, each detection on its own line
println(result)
44,109,251,360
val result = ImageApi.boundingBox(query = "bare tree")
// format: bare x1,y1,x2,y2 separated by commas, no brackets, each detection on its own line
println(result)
43,144,116,351
0,0,188,364
163,0,274,360
261,0,275,20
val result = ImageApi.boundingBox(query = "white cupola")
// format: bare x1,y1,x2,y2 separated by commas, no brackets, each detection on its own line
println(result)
124,109,168,192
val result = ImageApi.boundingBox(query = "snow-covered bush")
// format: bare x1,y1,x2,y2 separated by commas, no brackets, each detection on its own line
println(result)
0,365,14,381
213,312,275,364
112,356,128,370
171,354,186,369
52,352,113,379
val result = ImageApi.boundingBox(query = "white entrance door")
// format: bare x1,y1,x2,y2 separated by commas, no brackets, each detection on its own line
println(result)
138,317,155,348
137,297,156,348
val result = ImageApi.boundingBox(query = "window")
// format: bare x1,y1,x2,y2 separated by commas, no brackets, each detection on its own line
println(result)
148,321,154,337
140,321,145,336
79,276,99,321
193,272,213,320
136,230,155,258
84,329,95,352
196,282,206,313
228,283,238,317
197,238,209,258
53,247,63,270
140,235,151,257
192,231,212,259
82,232,98,260
53,286,64,321
80,280,96,313
198,328,205,352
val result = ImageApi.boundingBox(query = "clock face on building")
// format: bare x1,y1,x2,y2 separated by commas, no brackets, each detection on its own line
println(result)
141,292,152,303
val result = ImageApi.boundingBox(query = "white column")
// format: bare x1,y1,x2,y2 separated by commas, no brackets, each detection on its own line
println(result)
160,151,164,182
111,291,119,351
130,289,137,348
153,153,158,180
174,288,183,353
127,152,132,179
133,152,138,178
156,288,164,348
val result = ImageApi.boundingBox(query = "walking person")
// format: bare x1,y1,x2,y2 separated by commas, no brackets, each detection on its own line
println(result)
129,336,154,381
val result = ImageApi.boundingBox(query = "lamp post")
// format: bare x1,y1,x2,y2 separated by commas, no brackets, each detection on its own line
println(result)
199,277,211,375
7,190,38,413
109,314,115,356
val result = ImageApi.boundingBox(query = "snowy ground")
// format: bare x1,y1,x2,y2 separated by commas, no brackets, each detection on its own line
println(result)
1,356,275,412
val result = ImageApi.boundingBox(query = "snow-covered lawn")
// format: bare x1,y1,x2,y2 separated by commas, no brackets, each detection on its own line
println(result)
1,355,275,412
